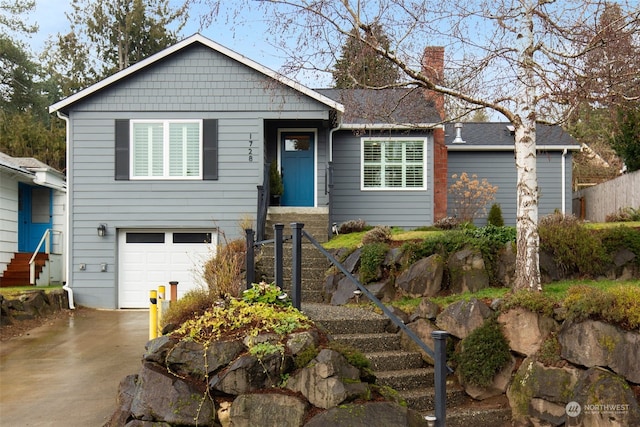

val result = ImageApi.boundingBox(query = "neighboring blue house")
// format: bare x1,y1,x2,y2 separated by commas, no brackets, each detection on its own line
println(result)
0,152,66,287
49,34,579,309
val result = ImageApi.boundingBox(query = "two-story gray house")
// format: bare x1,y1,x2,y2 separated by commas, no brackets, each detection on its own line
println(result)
49,34,578,309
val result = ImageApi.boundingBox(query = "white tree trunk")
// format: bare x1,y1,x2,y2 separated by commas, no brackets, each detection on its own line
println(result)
513,0,541,291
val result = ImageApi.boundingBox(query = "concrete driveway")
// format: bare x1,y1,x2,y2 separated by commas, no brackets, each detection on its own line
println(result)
0,308,148,426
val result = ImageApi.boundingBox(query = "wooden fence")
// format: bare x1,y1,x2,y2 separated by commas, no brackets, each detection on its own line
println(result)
572,170,640,222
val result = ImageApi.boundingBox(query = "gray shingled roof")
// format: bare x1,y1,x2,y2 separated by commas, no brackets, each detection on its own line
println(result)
316,88,441,126
444,122,579,149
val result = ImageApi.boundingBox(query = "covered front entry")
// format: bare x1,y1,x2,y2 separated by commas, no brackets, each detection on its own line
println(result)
280,130,315,207
18,183,52,252
117,229,217,308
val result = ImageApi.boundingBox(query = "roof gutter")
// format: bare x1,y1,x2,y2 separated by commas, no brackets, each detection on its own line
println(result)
446,144,581,151
56,111,75,310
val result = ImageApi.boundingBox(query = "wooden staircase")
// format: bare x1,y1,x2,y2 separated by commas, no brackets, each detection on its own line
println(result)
255,208,331,303
0,252,48,287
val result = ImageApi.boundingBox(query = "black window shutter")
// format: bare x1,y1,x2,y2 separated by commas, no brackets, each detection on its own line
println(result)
115,119,130,180
203,119,218,180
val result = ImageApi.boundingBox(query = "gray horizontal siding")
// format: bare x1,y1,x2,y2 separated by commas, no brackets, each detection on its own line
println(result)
447,151,573,226
331,130,433,228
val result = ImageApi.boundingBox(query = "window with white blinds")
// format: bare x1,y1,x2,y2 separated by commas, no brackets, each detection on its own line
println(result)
131,120,202,179
361,138,426,190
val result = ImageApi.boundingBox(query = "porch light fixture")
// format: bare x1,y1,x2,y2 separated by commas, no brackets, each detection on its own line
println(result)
97,223,107,237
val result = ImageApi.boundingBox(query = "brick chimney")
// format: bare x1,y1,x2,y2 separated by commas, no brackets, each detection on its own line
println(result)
422,46,445,120
422,46,448,221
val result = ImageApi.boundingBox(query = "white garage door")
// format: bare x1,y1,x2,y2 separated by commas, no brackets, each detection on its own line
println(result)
118,229,217,308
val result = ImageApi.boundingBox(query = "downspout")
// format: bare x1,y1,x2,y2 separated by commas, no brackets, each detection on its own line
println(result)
561,149,567,215
328,112,343,236
56,111,75,309
328,111,343,163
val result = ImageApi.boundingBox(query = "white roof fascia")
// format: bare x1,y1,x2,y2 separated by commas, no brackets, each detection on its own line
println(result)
340,123,441,130
0,160,33,178
446,144,581,151
49,34,344,114
31,169,67,192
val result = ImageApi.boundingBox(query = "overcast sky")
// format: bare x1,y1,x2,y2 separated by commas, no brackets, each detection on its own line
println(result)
24,0,290,77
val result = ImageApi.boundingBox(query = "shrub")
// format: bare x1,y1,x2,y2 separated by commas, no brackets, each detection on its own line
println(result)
607,206,640,222
338,219,367,234
359,242,389,284
202,237,246,298
538,212,608,277
242,281,290,306
537,333,562,366
600,226,640,265
161,287,213,328
362,225,392,245
501,289,558,317
563,285,640,330
487,203,505,227
455,316,511,387
433,216,460,230
448,172,498,222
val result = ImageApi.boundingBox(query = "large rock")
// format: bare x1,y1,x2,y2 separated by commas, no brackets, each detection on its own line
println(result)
287,349,367,409
286,330,320,355
498,307,558,356
495,244,516,286
399,318,437,364
106,374,138,427
435,298,493,340
447,248,490,293
461,355,516,400
209,353,290,395
559,319,640,383
130,362,215,425
229,393,307,427
146,336,245,380
330,275,359,305
396,255,444,297
572,367,640,427
365,279,396,301
507,357,580,425
303,401,427,427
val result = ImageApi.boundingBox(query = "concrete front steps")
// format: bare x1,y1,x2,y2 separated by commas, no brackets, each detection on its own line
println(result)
302,303,512,425
255,208,331,303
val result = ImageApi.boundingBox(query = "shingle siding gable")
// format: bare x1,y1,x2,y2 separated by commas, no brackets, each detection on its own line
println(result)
70,44,329,115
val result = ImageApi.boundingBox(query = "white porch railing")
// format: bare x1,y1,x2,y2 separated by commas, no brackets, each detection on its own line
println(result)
29,229,63,285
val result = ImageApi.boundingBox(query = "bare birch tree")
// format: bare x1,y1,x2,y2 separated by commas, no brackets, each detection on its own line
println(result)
189,0,640,291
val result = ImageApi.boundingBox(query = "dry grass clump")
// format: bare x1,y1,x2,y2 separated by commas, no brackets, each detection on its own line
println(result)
202,237,246,299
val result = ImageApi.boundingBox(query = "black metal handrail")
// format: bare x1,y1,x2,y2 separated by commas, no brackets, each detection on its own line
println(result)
245,221,450,426
295,223,450,427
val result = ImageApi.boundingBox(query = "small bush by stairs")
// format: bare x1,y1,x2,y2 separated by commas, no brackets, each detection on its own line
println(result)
303,303,512,426
0,252,48,287
255,208,330,303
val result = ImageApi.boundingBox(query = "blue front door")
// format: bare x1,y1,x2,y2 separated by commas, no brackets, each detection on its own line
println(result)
280,132,315,207
18,183,53,252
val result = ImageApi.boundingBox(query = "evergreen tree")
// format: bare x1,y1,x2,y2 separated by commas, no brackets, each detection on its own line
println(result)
45,0,187,96
612,106,640,172
332,23,400,88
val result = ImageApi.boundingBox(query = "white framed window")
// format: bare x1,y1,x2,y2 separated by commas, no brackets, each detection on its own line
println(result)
361,137,427,190
130,120,202,179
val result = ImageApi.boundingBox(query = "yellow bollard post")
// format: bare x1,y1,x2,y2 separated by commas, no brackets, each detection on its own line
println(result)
157,285,166,336
149,290,158,340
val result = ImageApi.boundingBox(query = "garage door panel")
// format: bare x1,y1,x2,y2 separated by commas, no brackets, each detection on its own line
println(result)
118,230,217,308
